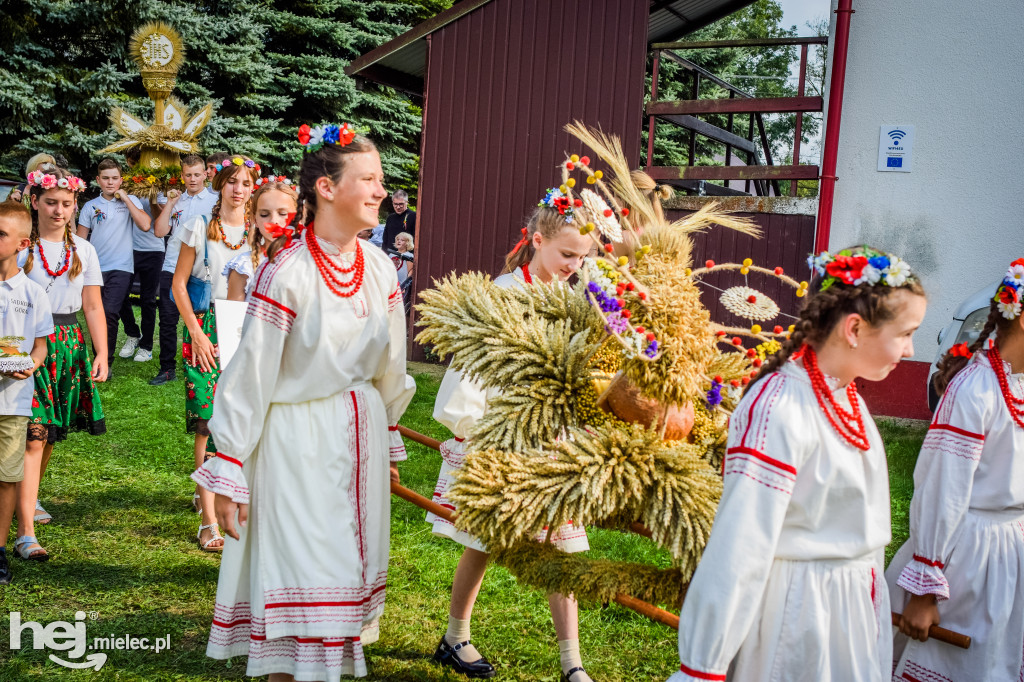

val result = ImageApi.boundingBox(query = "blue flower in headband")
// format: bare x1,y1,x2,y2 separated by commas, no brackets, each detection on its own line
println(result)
322,125,341,145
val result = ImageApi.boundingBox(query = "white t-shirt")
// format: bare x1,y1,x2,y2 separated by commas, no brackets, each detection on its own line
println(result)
179,215,247,301
162,190,218,274
79,194,146,272
0,270,54,416
18,235,104,314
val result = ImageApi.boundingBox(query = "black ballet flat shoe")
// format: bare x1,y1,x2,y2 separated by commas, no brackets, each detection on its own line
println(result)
433,637,496,679
561,666,588,682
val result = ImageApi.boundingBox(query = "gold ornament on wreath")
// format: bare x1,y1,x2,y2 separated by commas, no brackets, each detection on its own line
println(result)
99,22,214,199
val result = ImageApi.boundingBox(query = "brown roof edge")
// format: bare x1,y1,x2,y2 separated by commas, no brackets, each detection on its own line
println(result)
345,0,496,77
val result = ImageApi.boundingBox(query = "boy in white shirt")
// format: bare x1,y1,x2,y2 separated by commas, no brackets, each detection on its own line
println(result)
150,155,217,386
0,203,53,584
76,159,152,377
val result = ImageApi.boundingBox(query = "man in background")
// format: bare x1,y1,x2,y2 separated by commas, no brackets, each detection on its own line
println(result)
381,190,416,251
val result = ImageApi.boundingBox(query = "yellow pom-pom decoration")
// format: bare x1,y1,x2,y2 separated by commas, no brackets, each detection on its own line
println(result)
799,281,808,289
740,267,750,275
585,222,595,233
742,258,753,267
566,178,576,188
559,184,568,194
641,244,651,253
788,325,795,333
684,267,692,276
796,289,806,297
586,176,596,184
617,256,628,266
570,154,580,163
751,324,762,335
594,170,603,179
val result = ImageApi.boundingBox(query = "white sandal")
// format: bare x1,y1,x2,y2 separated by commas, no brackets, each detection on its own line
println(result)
196,523,224,553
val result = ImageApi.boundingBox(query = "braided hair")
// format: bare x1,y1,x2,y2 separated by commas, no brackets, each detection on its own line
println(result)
746,244,926,394
207,156,259,241
932,294,1012,396
501,207,576,275
266,135,378,263
24,164,83,280
250,180,298,269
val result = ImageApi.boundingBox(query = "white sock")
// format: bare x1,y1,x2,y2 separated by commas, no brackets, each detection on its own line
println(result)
445,615,482,662
558,639,592,681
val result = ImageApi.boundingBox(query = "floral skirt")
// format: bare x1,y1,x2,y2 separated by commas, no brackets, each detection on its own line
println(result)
31,322,105,443
183,309,220,433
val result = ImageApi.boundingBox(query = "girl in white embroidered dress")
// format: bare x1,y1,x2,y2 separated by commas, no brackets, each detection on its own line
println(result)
192,134,415,681
427,209,598,682
225,180,297,302
886,261,1024,682
668,246,927,682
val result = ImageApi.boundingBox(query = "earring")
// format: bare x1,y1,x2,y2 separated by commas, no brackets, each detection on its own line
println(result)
850,342,858,349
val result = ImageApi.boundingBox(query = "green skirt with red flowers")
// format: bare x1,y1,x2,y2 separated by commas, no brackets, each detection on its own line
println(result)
182,308,221,433
31,321,106,443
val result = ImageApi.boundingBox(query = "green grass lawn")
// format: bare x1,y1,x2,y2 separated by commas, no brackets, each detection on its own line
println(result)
0,319,928,680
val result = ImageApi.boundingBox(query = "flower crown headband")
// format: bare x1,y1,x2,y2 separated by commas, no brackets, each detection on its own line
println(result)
27,170,86,193
214,156,261,174
994,258,1024,320
255,175,292,188
807,247,914,290
297,123,356,154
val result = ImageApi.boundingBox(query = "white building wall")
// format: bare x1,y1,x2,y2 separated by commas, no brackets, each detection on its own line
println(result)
823,0,1024,361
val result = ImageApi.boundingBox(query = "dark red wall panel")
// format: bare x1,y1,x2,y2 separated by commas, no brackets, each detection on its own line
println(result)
411,0,650,358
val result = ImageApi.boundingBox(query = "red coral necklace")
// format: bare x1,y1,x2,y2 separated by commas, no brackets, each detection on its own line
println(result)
987,345,1024,428
37,240,72,278
218,218,250,251
801,345,871,450
306,222,365,298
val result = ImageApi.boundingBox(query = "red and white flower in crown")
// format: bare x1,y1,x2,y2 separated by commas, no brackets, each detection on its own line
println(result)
824,254,868,285
996,283,1022,320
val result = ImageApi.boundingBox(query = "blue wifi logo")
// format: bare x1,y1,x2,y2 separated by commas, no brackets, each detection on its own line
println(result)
887,129,906,145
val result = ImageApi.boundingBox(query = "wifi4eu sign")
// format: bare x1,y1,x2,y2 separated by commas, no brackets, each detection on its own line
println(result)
877,124,914,172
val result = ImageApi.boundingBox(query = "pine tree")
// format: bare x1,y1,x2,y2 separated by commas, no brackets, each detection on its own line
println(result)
0,0,449,192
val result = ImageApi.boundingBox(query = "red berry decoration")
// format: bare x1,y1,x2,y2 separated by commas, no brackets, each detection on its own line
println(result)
746,348,756,358
705,259,715,268
616,298,625,307
638,292,647,300
716,330,727,337
621,310,632,319
730,379,741,387
621,208,630,216
603,209,613,218
574,199,583,208
580,156,590,165
774,267,784,275
731,337,742,346
773,325,783,334
741,376,751,385
566,162,575,170
625,282,635,291
646,332,656,342
747,295,757,303
616,284,625,295
635,326,645,334
713,375,723,384
604,244,614,252
753,359,763,368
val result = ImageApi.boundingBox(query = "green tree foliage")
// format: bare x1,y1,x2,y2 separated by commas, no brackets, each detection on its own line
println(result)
643,0,824,193
0,0,450,191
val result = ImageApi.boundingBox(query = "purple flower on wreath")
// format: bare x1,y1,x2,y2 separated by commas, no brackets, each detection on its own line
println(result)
706,379,723,407
605,313,629,334
244,159,255,168
644,339,659,359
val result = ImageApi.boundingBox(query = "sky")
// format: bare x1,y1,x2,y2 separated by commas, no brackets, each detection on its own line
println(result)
779,0,831,35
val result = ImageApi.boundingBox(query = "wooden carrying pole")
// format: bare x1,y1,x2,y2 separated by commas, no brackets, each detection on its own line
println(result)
890,613,970,650
392,426,681,629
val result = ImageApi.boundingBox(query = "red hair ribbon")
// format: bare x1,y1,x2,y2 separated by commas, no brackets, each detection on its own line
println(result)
949,342,972,358
511,226,529,254
266,213,302,247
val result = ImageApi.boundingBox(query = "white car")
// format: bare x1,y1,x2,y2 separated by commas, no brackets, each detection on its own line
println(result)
927,281,998,411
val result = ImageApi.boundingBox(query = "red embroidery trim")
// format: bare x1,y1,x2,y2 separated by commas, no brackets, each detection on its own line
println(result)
726,446,797,476
802,345,870,450
987,346,1024,428
912,554,945,569
520,263,532,284
678,662,726,680
250,291,297,318
927,423,985,440
37,241,72,277
216,452,243,467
